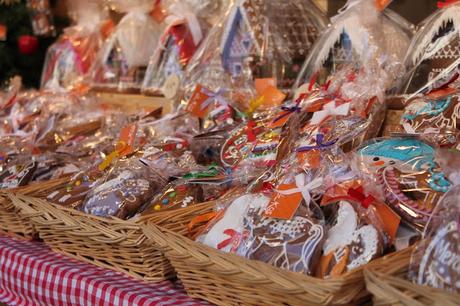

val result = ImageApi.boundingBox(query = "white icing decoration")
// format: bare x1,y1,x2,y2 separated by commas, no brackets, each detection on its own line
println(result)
323,201,379,271
323,201,358,254
181,196,194,208
245,212,324,273
418,221,460,290
410,5,460,65
47,190,59,199
346,225,379,270
199,194,269,253
59,194,72,203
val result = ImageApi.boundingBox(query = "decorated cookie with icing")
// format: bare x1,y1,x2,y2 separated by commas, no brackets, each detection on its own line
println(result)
0,160,37,189
416,220,460,292
357,138,452,230
410,185,460,293
318,201,383,277
47,173,97,208
403,4,460,94
400,93,460,147
82,170,156,219
199,194,269,254
242,203,325,275
143,182,203,214
220,120,268,167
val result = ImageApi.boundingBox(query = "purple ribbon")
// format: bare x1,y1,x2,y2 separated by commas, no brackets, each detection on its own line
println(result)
272,105,302,124
296,134,338,152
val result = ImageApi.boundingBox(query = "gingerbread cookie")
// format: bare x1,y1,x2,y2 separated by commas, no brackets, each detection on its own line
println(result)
318,201,383,277
0,160,37,189
143,182,203,214
199,194,269,254
243,203,325,275
357,138,452,230
47,180,95,208
404,5,460,93
400,93,460,147
82,170,156,219
416,220,460,292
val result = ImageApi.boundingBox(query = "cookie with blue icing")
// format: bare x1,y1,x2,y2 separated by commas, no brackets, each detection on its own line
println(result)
357,138,452,230
400,93,460,147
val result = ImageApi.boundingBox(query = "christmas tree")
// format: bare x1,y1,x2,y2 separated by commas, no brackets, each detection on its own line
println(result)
0,0,67,88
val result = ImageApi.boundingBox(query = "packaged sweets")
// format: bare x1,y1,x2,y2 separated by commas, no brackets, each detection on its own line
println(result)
401,2,460,94
46,171,99,208
294,0,413,91
142,0,228,97
354,137,452,231
179,0,328,113
41,0,106,91
317,180,390,278
81,157,165,219
0,158,37,189
90,0,165,93
397,89,460,148
409,184,460,293
142,180,204,214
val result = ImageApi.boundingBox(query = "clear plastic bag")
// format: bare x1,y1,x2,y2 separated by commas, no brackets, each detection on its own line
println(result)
178,0,328,112
239,165,326,275
81,157,166,219
41,0,106,91
396,90,460,148
401,2,460,94
408,184,460,293
142,0,228,97
90,1,165,93
353,137,452,231
140,179,204,214
294,0,413,93
317,180,388,278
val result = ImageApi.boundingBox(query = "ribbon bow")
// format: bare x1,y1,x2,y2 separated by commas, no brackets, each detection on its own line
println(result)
437,0,460,8
200,88,228,111
347,186,375,209
297,134,338,152
276,174,323,205
272,104,302,124
310,101,350,125
217,229,248,253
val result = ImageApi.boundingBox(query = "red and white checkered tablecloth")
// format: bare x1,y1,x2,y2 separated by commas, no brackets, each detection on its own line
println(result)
0,236,211,306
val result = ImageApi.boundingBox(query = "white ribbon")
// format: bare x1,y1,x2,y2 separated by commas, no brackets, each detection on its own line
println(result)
310,101,350,125
165,3,203,46
276,174,323,205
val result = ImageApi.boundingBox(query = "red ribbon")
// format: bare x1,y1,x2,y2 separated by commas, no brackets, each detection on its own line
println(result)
246,121,258,142
347,186,375,209
217,229,247,252
437,0,460,8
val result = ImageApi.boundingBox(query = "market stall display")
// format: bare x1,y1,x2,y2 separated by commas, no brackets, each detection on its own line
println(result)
0,0,460,305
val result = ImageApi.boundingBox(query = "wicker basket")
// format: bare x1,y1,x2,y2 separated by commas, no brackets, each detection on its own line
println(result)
142,224,414,306
9,194,215,282
364,252,460,306
0,178,69,239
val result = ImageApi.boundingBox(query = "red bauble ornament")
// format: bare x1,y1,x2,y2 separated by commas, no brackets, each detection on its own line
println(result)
18,35,39,55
